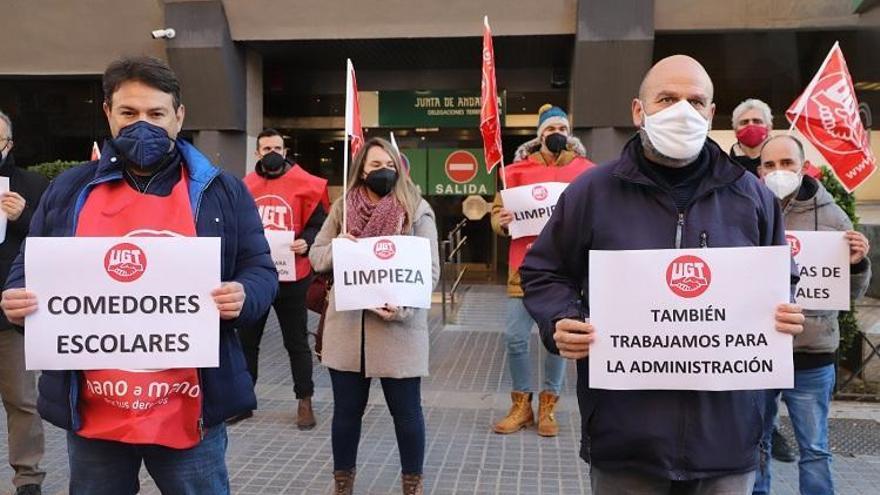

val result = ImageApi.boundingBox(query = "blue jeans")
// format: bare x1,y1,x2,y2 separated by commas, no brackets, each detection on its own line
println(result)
67,424,229,495
505,297,565,394
329,369,425,475
753,364,835,495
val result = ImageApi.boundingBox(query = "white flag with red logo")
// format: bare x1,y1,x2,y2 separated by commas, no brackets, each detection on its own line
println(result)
90,141,101,161
480,16,504,175
345,59,364,160
786,42,875,192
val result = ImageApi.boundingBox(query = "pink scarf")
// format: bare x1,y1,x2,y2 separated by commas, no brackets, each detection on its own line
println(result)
345,186,407,238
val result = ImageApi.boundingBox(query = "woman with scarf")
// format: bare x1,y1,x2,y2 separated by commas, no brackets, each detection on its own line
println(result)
309,137,439,495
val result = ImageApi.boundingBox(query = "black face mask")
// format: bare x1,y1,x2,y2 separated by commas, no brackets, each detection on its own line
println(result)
545,133,568,154
364,168,398,197
259,151,287,174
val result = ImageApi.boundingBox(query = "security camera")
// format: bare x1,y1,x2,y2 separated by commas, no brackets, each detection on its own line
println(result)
151,28,176,40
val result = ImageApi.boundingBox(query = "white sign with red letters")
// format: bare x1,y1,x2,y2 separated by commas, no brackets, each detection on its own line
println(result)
588,246,792,391
785,230,850,311
499,182,567,239
331,235,432,311
24,237,220,370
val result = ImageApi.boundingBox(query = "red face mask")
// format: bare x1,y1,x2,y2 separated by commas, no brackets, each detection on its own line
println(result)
735,124,769,148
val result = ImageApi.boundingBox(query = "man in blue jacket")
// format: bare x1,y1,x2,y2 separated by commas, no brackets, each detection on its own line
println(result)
0,56,277,495
520,55,805,494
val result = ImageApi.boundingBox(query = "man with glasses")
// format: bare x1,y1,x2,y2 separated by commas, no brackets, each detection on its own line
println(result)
0,110,49,495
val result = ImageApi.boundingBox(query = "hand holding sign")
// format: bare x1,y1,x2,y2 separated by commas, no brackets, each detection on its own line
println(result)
775,303,805,335
0,288,37,326
554,318,594,360
291,238,308,255
846,230,869,264
1,191,25,221
370,304,400,321
211,281,246,320
497,208,513,228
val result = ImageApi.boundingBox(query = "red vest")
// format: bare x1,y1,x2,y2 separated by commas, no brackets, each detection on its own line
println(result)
75,170,202,449
244,165,328,280
505,156,593,271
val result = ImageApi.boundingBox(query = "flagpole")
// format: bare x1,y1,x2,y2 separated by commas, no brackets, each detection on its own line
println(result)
342,59,352,234
343,132,349,235
788,41,839,134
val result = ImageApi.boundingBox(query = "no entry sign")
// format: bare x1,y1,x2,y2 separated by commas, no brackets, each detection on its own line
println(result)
445,150,478,184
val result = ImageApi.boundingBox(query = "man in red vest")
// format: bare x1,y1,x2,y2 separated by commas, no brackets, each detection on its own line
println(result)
490,104,593,437
1,55,276,495
237,128,328,428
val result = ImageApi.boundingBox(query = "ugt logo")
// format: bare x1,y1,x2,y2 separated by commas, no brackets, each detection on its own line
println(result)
104,242,147,282
666,255,711,298
373,239,396,260
785,234,801,257
255,195,294,231
531,185,548,201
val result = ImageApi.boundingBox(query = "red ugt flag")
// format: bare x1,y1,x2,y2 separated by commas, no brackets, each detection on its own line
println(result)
786,42,875,192
480,16,503,174
345,59,364,159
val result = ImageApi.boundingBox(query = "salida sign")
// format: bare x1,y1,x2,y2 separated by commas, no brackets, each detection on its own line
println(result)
428,148,495,196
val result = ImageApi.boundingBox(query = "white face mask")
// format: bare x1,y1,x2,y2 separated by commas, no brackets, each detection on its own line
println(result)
763,170,802,200
641,99,710,160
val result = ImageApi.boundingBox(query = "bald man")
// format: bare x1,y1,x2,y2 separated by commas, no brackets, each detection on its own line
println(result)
754,135,870,495
520,55,804,494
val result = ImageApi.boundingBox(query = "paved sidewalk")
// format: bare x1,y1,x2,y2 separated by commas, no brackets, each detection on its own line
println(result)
0,284,878,494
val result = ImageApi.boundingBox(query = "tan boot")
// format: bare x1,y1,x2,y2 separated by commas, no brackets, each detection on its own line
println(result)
297,397,317,430
401,473,424,495
537,390,560,437
493,391,534,434
333,468,355,495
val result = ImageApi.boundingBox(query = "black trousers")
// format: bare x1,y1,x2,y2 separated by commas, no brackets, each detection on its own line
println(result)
238,278,314,399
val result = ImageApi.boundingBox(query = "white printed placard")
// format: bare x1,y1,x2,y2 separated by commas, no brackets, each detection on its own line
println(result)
786,231,850,311
24,237,221,370
331,235,432,311
499,182,567,239
0,177,9,244
265,230,296,282
588,246,792,391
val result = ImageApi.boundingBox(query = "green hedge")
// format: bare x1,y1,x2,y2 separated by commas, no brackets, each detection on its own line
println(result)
819,166,860,356
29,160,81,181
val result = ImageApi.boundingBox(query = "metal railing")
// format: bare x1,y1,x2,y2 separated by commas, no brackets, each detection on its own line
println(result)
440,219,468,324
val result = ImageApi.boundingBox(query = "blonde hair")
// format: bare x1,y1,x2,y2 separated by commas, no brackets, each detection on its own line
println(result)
348,137,422,229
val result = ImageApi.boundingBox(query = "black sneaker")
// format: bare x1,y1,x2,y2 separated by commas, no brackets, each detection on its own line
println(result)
225,410,254,425
771,428,798,462
15,485,41,495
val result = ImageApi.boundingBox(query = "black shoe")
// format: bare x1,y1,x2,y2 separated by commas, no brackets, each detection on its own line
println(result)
771,428,797,462
15,485,41,495
225,410,254,425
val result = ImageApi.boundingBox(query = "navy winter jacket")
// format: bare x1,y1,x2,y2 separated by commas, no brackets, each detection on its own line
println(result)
5,139,278,432
520,137,791,480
